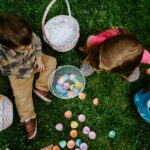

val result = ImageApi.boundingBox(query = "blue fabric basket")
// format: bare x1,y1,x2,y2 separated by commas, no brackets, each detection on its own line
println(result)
134,89,150,123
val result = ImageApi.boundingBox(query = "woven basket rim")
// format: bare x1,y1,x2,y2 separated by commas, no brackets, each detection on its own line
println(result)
48,65,86,99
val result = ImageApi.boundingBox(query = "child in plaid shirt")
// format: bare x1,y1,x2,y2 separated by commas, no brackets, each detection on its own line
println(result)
0,14,57,139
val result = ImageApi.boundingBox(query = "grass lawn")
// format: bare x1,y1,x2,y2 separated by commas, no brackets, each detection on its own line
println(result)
0,0,150,149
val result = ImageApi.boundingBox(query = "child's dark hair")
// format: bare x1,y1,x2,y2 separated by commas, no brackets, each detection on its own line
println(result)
85,31,144,78
0,14,32,49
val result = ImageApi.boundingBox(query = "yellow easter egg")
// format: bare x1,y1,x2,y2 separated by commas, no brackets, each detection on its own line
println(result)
71,121,79,129
75,82,82,89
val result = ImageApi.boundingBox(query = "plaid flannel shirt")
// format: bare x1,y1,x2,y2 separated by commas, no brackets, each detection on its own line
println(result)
0,33,43,78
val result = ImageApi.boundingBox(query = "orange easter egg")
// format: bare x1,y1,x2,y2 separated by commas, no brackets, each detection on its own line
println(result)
146,68,150,75
67,140,75,149
78,92,86,100
70,130,78,138
93,98,99,105
64,110,72,119
52,145,60,150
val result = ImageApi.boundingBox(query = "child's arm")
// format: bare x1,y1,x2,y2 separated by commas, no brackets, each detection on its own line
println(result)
141,49,150,64
33,33,45,72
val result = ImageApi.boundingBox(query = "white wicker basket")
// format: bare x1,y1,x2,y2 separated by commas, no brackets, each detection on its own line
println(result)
42,0,80,52
0,95,13,132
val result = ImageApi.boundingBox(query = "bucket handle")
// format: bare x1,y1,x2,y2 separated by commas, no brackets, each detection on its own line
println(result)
42,0,71,42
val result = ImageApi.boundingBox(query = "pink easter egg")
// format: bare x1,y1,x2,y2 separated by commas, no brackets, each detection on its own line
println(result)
88,131,96,139
78,114,86,122
64,110,72,119
63,82,70,90
69,74,76,81
55,123,63,131
82,126,90,135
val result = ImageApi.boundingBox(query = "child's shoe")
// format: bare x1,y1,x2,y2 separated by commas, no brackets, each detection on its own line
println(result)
80,63,95,77
24,118,37,140
33,88,51,102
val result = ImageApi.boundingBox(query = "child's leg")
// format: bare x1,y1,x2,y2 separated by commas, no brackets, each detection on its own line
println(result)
9,75,36,122
35,55,57,92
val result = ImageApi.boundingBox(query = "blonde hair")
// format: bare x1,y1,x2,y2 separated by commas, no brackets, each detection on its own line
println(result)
85,33,144,78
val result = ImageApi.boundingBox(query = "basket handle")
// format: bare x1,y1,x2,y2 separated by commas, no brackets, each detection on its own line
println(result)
42,0,71,39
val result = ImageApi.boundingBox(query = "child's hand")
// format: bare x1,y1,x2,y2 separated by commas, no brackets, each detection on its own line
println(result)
34,57,45,72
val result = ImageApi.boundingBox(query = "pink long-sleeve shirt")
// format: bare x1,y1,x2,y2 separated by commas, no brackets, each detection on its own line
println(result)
87,28,150,64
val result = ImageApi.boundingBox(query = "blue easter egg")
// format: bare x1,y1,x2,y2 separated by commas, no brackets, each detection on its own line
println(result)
73,88,79,94
56,84,63,93
61,90,68,97
63,74,69,80
108,130,116,138
75,139,82,147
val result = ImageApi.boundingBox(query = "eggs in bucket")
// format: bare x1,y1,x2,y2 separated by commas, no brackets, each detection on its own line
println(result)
48,65,86,99
55,74,83,98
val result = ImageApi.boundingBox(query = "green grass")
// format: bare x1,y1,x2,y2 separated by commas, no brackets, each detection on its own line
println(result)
0,0,150,149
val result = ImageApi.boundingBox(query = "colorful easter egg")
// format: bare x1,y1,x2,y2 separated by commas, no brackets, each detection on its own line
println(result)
67,140,75,149
69,74,76,80
71,121,79,129
56,84,63,93
75,82,82,89
73,88,79,95
88,131,96,139
61,90,68,97
92,98,99,105
83,126,90,135
78,93,86,100
63,74,69,80
67,91,75,98
70,130,78,138
55,123,63,131
64,110,72,119
73,78,79,83
108,130,116,138
52,145,60,150
70,84,75,90
57,77,65,85
59,140,67,148
75,139,82,147
78,114,86,122
63,82,70,90
146,68,150,75
80,143,88,150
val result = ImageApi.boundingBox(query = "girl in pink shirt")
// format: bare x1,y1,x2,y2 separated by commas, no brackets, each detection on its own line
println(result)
80,28,150,82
